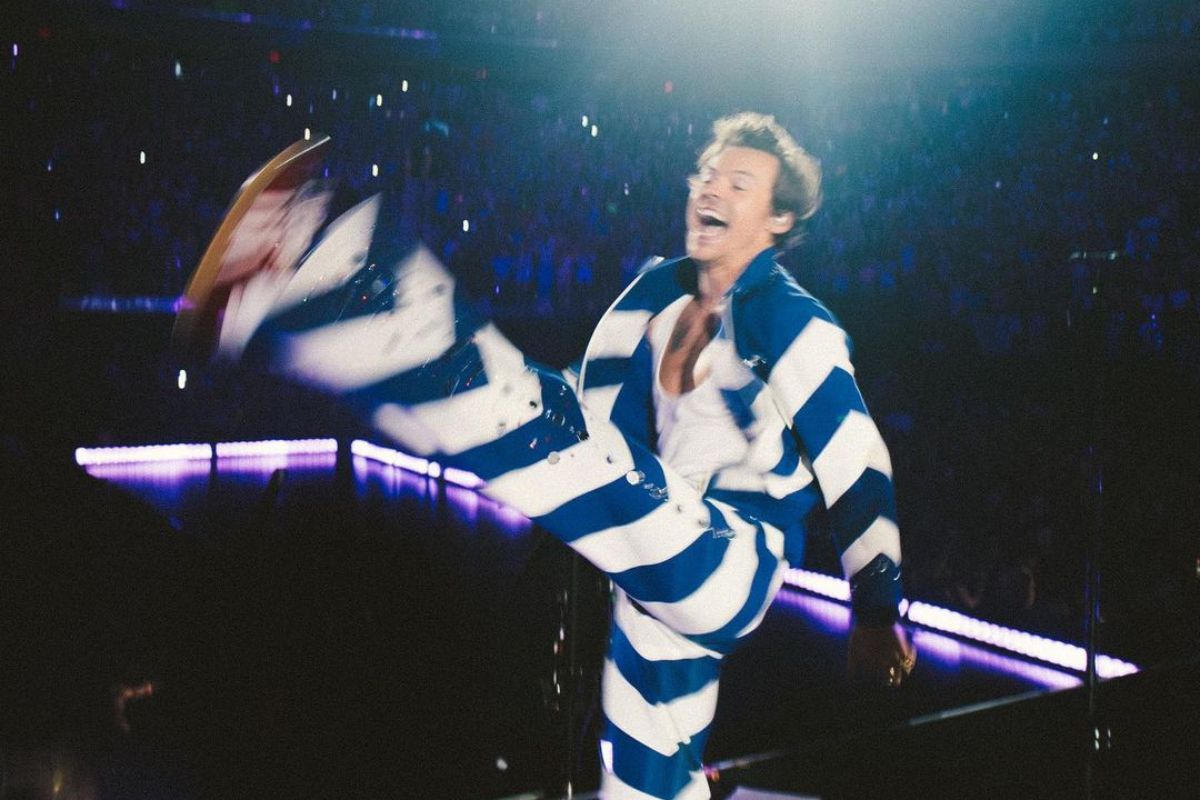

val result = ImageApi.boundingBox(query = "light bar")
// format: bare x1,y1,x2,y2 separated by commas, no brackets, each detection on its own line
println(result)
905,601,1138,679
215,438,338,458
443,466,484,489
350,439,431,475
910,630,1082,692
75,443,212,465
784,567,850,601
781,567,1138,678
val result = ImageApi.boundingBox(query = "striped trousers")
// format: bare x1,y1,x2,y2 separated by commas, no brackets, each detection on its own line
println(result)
241,236,788,799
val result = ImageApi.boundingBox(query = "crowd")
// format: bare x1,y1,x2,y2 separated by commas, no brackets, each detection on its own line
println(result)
7,7,1199,655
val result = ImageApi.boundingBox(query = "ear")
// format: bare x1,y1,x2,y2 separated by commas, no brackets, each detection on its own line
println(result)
767,210,795,236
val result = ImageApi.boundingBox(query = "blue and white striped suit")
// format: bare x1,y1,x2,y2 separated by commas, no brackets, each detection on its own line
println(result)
239,196,902,799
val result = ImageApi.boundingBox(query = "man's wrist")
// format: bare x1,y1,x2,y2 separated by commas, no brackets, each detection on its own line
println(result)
849,553,903,626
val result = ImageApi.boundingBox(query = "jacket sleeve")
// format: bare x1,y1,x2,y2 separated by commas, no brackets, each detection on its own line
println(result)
752,286,903,625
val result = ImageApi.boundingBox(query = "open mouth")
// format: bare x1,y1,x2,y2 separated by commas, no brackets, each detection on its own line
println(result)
696,210,727,233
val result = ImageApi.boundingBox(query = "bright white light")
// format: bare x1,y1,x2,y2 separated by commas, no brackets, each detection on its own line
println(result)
376,93,383,107
427,462,442,479
46,160,53,172
783,568,1139,678
591,125,598,138
371,163,379,177
462,219,470,232
215,438,337,458
176,369,187,389
75,443,212,466
173,60,182,78
351,439,430,474
1092,151,1099,160
285,93,293,107
139,150,146,165
303,128,311,140
444,466,483,489
331,88,337,100
13,43,18,57
581,115,588,127
401,80,408,92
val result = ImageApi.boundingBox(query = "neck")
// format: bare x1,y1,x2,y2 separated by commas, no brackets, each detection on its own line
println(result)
695,249,763,306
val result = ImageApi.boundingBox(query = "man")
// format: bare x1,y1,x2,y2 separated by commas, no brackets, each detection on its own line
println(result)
214,112,913,799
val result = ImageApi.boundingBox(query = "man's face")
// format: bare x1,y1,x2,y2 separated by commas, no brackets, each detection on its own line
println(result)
685,145,792,272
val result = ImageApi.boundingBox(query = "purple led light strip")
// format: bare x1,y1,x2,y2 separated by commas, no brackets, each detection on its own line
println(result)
76,443,212,465
784,566,1138,678
215,438,338,457
77,440,1140,678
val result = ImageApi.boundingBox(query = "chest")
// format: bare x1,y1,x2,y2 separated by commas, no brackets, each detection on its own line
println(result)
652,297,723,396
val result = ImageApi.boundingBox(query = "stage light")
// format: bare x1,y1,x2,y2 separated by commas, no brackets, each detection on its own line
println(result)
177,369,187,389
215,438,337,457
783,567,1137,678
1092,151,1099,160
76,443,212,466
444,466,483,489
12,43,17,57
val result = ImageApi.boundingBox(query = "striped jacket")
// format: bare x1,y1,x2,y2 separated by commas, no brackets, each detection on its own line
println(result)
575,246,903,620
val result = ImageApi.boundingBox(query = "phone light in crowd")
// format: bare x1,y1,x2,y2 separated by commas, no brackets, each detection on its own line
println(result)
285,93,293,107
591,124,599,138
401,80,408,92
177,369,187,390
304,128,311,141
12,43,18,57
173,60,182,78
331,88,337,100
376,93,383,107
1092,151,1099,160
581,115,588,128
54,209,61,221
139,150,146,165
46,160,53,172
371,163,379,178
462,219,470,232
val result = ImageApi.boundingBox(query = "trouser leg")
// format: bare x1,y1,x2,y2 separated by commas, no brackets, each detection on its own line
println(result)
243,240,786,799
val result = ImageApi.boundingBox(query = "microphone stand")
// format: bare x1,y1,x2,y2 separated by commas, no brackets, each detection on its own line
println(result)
1067,249,1119,799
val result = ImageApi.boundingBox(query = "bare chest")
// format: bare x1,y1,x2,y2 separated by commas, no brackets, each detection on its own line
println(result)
653,298,721,396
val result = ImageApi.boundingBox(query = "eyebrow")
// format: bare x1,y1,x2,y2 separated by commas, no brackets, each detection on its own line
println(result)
700,167,761,182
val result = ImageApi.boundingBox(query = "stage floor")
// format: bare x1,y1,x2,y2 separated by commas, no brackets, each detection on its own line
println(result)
2,446,1095,799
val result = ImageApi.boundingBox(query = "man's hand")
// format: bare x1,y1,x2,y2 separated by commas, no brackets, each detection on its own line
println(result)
847,621,916,688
